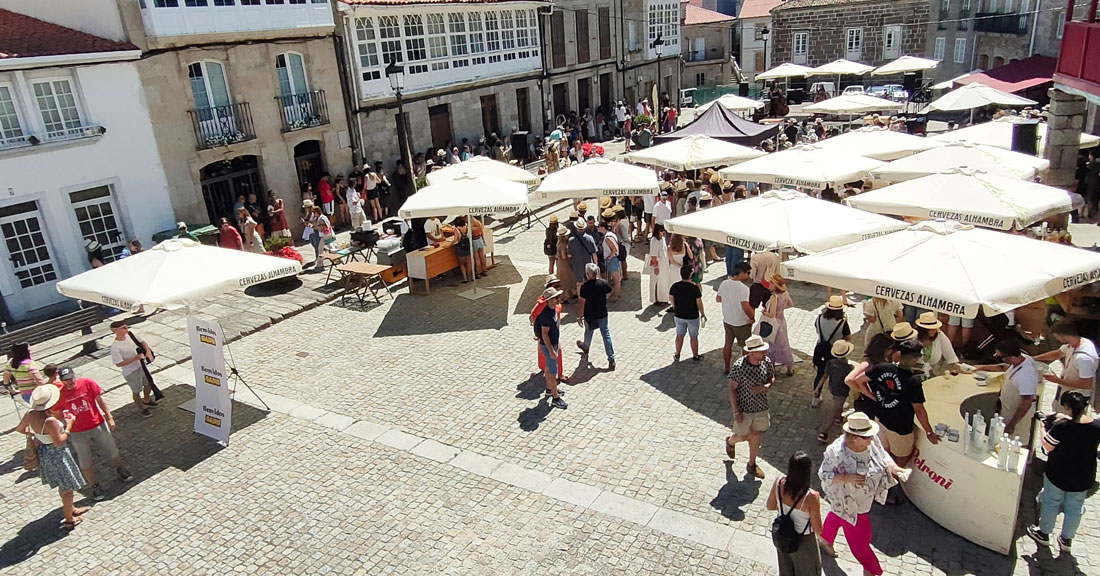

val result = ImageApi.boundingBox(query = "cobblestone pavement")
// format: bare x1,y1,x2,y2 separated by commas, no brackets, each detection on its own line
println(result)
1,172,1098,575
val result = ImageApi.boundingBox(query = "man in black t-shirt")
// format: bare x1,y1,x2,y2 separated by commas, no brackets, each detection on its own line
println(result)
669,265,705,362
1028,391,1100,551
534,287,568,409
576,263,616,370
856,340,938,467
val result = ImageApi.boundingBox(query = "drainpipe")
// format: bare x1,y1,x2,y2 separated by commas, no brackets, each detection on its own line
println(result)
334,1,365,165
1029,0,1041,56
539,4,553,133
619,0,627,101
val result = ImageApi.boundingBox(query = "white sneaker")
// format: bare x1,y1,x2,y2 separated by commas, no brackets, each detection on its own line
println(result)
810,396,821,408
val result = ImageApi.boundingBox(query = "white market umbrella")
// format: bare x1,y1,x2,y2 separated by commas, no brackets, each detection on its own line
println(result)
718,144,885,190
814,126,944,161
534,157,659,201
928,83,1037,113
56,239,301,312
782,220,1100,318
870,141,1050,182
931,71,981,90
871,55,940,76
931,116,1100,154
695,94,766,113
426,156,541,189
804,94,906,115
754,63,814,81
625,134,765,171
399,172,529,299
847,168,1078,230
808,59,876,77
664,189,907,253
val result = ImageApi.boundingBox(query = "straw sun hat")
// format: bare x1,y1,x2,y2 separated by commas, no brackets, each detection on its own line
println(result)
30,385,60,412
915,311,943,330
826,295,844,310
843,412,880,437
744,335,770,352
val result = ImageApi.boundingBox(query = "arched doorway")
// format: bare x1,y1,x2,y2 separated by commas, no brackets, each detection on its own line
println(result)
294,140,325,198
199,156,263,225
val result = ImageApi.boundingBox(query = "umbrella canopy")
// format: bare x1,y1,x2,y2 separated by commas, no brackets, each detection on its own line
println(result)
625,134,765,171
931,70,981,90
534,158,659,201
754,62,814,81
654,103,780,146
803,94,906,115
813,126,944,161
808,59,875,77
426,156,541,189
928,82,1037,111
695,94,766,113
847,168,1078,230
664,189,907,253
399,172,529,218
871,55,940,76
782,220,1100,318
718,144,885,190
55,239,301,312
870,141,1050,182
930,116,1100,153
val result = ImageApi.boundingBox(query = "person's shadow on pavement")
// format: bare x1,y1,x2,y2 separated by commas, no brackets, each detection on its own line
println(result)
709,459,761,521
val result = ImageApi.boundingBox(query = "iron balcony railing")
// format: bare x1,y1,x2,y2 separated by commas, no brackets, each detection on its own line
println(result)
275,89,329,133
975,12,1029,34
189,102,256,150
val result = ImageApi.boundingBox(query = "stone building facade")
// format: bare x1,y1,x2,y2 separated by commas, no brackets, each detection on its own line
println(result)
770,0,930,69
683,2,736,89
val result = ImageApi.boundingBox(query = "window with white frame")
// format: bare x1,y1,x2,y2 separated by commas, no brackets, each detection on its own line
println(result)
449,13,469,68
403,15,428,74
354,17,381,81
883,24,902,59
486,11,502,62
953,38,966,63
516,9,532,59
792,32,808,64
845,28,862,59
468,12,486,64
646,1,679,55
275,52,308,96
1057,11,1065,38
32,79,84,138
426,14,449,70
1004,0,1014,12
940,0,949,14
187,61,230,110
754,24,765,41
628,21,638,51
934,37,945,60
988,0,999,12
501,10,516,61
1018,0,1029,30
962,0,971,10
378,15,403,66
0,84,25,145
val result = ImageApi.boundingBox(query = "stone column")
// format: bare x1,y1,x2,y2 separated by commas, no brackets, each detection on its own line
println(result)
1043,87,1087,188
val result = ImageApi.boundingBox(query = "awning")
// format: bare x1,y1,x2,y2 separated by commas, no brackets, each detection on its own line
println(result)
957,55,1056,94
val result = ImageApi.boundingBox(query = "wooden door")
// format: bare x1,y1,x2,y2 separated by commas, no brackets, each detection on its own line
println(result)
428,104,452,151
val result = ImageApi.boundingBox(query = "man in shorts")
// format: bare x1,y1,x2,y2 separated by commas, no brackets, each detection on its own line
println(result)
855,340,938,469
716,262,754,373
56,366,132,501
727,335,774,479
109,320,155,418
535,287,568,410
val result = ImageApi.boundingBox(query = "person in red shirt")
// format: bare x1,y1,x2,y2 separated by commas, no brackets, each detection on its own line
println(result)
218,217,243,250
318,172,334,217
56,367,132,501
529,275,569,384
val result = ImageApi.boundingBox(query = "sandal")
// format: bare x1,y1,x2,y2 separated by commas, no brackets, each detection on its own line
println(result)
62,517,83,530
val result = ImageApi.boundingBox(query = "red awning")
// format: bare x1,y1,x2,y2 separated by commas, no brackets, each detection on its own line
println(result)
958,55,1056,94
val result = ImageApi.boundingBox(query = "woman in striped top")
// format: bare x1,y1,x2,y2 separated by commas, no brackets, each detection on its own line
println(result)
4,342,45,404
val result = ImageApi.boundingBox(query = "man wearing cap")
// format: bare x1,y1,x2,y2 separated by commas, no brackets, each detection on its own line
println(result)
176,222,198,242
109,321,155,418
56,366,133,501
535,287,569,409
727,335,774,479
717,262,754,374
1034,320,1099,414
577,263,615,370
567,219,597,298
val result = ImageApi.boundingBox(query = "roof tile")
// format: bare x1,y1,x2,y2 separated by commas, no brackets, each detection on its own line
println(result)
684,4,736,25
339,0,546,5
738,0,784,19
0,9,137,60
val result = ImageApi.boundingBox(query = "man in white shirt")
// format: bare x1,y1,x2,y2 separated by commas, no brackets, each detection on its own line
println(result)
347,184,365,229
975,339,1038,441
716,262,755,373
424,217,445,244
109,321,155,418
1036,321,1099,414
652,192,673,231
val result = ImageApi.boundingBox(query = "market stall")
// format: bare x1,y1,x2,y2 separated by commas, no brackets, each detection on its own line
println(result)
870,141,1050,182
624,134,764,171
717,143,884,190
694,94,766,114
812,126,943,161
927,83,1038,123
803,93,906,116
930,115,1100,153
534,157,660,201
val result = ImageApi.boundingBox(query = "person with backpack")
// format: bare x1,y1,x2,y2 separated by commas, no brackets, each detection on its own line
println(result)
811,295,853,407
767,451,823,576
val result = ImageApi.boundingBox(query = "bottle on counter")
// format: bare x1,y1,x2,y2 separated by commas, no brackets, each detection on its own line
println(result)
962,412,971,455
971,411,987,457
997,434,1010,469
1007,439,1022,472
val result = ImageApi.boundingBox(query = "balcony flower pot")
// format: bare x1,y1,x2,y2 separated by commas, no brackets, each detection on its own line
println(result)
27,135,40,146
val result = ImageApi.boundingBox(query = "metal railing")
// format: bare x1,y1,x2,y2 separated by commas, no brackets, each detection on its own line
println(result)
958,10,971,30
275,90,329,133
0,124,104,152
975,12,1028,34
188,102,256,150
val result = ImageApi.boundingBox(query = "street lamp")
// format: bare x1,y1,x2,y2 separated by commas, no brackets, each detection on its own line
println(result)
761,26,770,74
652,34,665,131
386,60,413,188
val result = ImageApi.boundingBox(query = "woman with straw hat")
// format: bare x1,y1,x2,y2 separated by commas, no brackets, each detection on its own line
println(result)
763,275,796,377
16,385,88,529
914,312,960,376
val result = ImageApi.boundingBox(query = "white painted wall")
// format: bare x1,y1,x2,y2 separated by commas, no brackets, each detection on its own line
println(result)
0,61,174,320
739,16,770,80
0,0,127,42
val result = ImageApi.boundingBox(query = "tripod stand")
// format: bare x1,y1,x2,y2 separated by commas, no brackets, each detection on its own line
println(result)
224,341,270,412
505,206,547,233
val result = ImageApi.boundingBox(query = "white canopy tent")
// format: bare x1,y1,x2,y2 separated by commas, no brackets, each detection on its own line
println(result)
813,126,944,161
931,71,981,90
56,239,301,312
871,55,940,76
718,144,885,190
847,168,1079,230
663,189,907,253
695,94,766,113
399,172,529,299
928,83,1037,111
808,59,876,77
931,116,1100,153
426,156,542,189
782,220,1100,319
803,94,906,115
870,141,1050,182
625,134,765,171
534,157,660,201
754,62,814,81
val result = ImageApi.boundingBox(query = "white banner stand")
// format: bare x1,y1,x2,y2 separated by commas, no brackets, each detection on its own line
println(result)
187,316,233,446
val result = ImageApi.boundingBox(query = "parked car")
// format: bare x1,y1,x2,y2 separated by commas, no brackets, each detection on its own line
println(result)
842,85,866,96
883,84,910,101
867,86,888,98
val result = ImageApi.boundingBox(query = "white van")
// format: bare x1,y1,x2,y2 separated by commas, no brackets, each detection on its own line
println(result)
809,81,837,98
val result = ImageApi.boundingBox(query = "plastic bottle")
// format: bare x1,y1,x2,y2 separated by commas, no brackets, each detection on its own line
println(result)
1007,440,1022,472
962,412,971,455
972,411,986,455
997,434,1010,469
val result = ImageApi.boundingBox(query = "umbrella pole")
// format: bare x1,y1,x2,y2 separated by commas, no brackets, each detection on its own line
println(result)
469,219,477,295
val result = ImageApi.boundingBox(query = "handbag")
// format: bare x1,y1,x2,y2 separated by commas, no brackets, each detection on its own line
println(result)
756,295,778,343
22,436,37,471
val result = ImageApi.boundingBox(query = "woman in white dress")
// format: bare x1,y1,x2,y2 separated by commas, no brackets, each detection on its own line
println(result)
648,224,672,306
237,207,266,254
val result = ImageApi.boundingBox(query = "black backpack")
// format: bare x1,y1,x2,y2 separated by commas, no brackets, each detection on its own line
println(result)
771,479,807,554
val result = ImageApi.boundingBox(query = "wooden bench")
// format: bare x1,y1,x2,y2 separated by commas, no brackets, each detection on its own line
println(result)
0,306,105,358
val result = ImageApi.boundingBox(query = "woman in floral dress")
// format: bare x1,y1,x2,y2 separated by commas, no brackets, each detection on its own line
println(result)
763,274,796,376
17,386,87,529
